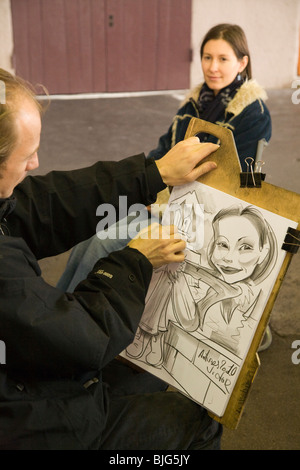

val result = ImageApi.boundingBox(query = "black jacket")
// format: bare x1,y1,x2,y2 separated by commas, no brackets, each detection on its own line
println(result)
0,154,165,449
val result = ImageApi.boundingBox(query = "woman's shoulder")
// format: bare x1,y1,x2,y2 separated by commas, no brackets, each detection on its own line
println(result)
226,79,269,117
180,83,203,107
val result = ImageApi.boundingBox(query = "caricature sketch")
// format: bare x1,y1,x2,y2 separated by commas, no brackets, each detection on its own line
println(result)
121,181,298,416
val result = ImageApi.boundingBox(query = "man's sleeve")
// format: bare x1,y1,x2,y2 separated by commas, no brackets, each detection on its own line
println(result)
1,237,153,377
9,154,166,258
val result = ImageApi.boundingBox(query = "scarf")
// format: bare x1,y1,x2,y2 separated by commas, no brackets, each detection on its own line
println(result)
196,76,243,140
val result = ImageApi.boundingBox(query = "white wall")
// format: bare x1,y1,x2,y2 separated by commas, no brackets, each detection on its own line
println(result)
0,0,14,73
191,0,300,89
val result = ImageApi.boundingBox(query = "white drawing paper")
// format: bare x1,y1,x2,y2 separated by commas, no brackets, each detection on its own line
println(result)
121,181,298,417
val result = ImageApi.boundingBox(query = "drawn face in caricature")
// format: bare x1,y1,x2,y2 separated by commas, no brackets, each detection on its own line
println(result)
211,215,268,284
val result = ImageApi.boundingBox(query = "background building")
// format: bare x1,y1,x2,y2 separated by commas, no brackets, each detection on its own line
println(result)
1,0,299,94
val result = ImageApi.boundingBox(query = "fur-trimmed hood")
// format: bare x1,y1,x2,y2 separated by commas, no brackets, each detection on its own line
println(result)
183,79,268,118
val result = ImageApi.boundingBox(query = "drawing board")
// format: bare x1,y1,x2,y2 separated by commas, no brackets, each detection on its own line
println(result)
120,119,300,428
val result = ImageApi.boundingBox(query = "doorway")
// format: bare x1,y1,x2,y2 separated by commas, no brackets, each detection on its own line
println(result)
11,0,192,94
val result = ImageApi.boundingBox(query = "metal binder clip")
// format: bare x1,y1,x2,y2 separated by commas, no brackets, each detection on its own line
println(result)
282,227,300,254
254,160,265,173
245,157,256,187
240,157,266,188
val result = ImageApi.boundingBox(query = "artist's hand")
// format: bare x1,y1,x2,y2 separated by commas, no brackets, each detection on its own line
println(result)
128,223,186,268
155,138,218,187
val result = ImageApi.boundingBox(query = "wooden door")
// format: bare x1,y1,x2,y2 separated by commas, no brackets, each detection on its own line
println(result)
11,0,191,94
105,0,192,92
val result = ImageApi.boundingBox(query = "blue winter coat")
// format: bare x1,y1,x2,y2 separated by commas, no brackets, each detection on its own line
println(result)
147,79,272,172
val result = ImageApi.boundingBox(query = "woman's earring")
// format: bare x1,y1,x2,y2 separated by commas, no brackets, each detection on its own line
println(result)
237,73,242,81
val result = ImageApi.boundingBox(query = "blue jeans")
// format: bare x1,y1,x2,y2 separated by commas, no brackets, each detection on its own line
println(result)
57,210,151,292
99,359,222,450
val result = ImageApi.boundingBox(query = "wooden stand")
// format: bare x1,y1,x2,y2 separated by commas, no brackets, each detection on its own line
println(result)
179,118,300,428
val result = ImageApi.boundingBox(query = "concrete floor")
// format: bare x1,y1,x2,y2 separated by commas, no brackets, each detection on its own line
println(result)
37,88,300,450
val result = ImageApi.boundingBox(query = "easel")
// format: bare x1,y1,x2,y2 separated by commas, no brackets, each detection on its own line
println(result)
156,118,300,429
183,118,300,429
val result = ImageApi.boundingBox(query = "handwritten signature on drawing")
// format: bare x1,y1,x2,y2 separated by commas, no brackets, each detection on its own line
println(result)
196,348,238,394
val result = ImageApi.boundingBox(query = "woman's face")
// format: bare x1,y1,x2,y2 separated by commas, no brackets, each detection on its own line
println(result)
201,39,248,95
211,215,267,284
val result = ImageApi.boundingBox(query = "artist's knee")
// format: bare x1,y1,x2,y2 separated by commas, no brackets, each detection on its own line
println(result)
190,413,223,450
162,391,222,449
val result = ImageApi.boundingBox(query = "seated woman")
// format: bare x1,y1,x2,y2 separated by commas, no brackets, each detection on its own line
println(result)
148,23,271,171
57,23,272,292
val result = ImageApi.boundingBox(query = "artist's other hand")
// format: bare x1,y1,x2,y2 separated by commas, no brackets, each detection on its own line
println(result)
128,223,186,268
155,138,218,187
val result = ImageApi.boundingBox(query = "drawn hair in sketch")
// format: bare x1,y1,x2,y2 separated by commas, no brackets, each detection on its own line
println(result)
176,204,278,332
125,203,279,365
206,204,277,285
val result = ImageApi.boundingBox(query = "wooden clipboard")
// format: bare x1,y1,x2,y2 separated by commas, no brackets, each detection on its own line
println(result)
178,117,300,429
